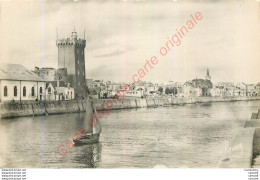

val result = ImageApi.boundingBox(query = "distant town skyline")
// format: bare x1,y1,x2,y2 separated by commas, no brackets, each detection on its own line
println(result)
0,0,260,84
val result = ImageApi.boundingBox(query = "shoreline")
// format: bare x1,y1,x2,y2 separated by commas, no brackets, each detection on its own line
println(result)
0,96,260,119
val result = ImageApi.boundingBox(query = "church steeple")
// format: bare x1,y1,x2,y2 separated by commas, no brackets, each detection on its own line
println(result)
205,68,211,81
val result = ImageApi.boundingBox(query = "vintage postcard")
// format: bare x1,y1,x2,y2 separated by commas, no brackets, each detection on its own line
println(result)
0,0,260,175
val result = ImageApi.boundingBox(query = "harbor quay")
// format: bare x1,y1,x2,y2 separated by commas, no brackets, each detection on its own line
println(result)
0,96,259,119
218,108,260,168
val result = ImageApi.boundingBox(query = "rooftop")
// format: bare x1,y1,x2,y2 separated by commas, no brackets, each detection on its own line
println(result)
0,64,44,81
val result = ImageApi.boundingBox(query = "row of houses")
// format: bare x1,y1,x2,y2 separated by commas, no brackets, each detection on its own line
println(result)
1,64,259,103
211,82,260,97
85,69,260,98
87,79,260,99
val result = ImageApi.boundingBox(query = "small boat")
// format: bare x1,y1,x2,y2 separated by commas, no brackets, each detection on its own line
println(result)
73,101,102,145
73,134,100,145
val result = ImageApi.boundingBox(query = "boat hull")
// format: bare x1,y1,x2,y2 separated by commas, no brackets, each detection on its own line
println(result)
73,134,100,145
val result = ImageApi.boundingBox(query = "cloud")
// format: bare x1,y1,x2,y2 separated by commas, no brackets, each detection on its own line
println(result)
1,0,260,84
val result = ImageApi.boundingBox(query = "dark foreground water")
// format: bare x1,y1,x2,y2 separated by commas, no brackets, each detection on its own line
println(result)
0,100,259,168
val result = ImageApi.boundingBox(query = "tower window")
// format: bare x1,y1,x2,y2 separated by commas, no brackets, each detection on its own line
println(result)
40,87,43,94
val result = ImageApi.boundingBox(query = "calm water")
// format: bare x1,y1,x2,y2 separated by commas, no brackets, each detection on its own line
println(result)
0,100,259,168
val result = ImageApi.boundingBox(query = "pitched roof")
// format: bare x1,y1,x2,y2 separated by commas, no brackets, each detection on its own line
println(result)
0,64,44,81
184,81,193,86
46,81,66,88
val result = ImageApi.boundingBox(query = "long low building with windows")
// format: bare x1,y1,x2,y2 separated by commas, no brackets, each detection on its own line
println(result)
0,64,46,103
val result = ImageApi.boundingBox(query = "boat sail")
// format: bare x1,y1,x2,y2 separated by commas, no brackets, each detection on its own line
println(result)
93,109,102,134
84,101,93,135
73,100,101,145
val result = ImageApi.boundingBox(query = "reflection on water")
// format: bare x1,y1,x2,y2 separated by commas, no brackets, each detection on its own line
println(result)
72,143,102,168
0,100,259,168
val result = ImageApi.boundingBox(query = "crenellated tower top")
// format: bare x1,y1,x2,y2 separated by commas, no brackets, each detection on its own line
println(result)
56,30,86,48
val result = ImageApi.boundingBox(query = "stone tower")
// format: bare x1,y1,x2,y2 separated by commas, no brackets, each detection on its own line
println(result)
56,30,86,97
205,68,211,81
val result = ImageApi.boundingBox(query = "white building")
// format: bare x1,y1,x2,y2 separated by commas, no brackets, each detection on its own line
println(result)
33,67,57,81
125,90,143,98
183,81,202,97
45,81,74,101
0,64,45,103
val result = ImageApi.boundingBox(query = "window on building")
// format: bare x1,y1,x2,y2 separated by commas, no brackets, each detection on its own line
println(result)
78,60,79,64
40,87,43,94
31,87,35,96
4,86,7,97
82,51,84,55
23,86,26,97
48,87,51,94
14,86,17,97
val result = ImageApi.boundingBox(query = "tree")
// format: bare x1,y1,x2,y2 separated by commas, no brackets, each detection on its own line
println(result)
158,86,163,93
165,87,170,94
168,88,173,94
191,79,213,96
172,87,178,95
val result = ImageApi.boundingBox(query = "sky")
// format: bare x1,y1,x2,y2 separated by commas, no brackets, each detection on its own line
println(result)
0,0,260,84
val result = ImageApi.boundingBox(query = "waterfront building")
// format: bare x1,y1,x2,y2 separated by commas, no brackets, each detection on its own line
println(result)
183,81,202,97
183,81,192,97
211,85,224,97
45,81,74,101
135,84,146,92
89,86,101,98
0,64,45,103
212,82,235,97
33,67,57,81
45,82,56,100
93,80,102,88
106,82,125,92
236,82,247,91
56,30,87,98
86,79,93,88
246,84,258,96
233,88,246,97
56,85,75,100
125,89,143,98
169,82,183,96
147,84,158,95
209,82,260,97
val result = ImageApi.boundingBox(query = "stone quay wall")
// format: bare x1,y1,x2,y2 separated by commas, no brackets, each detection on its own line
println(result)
0,96,259,119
